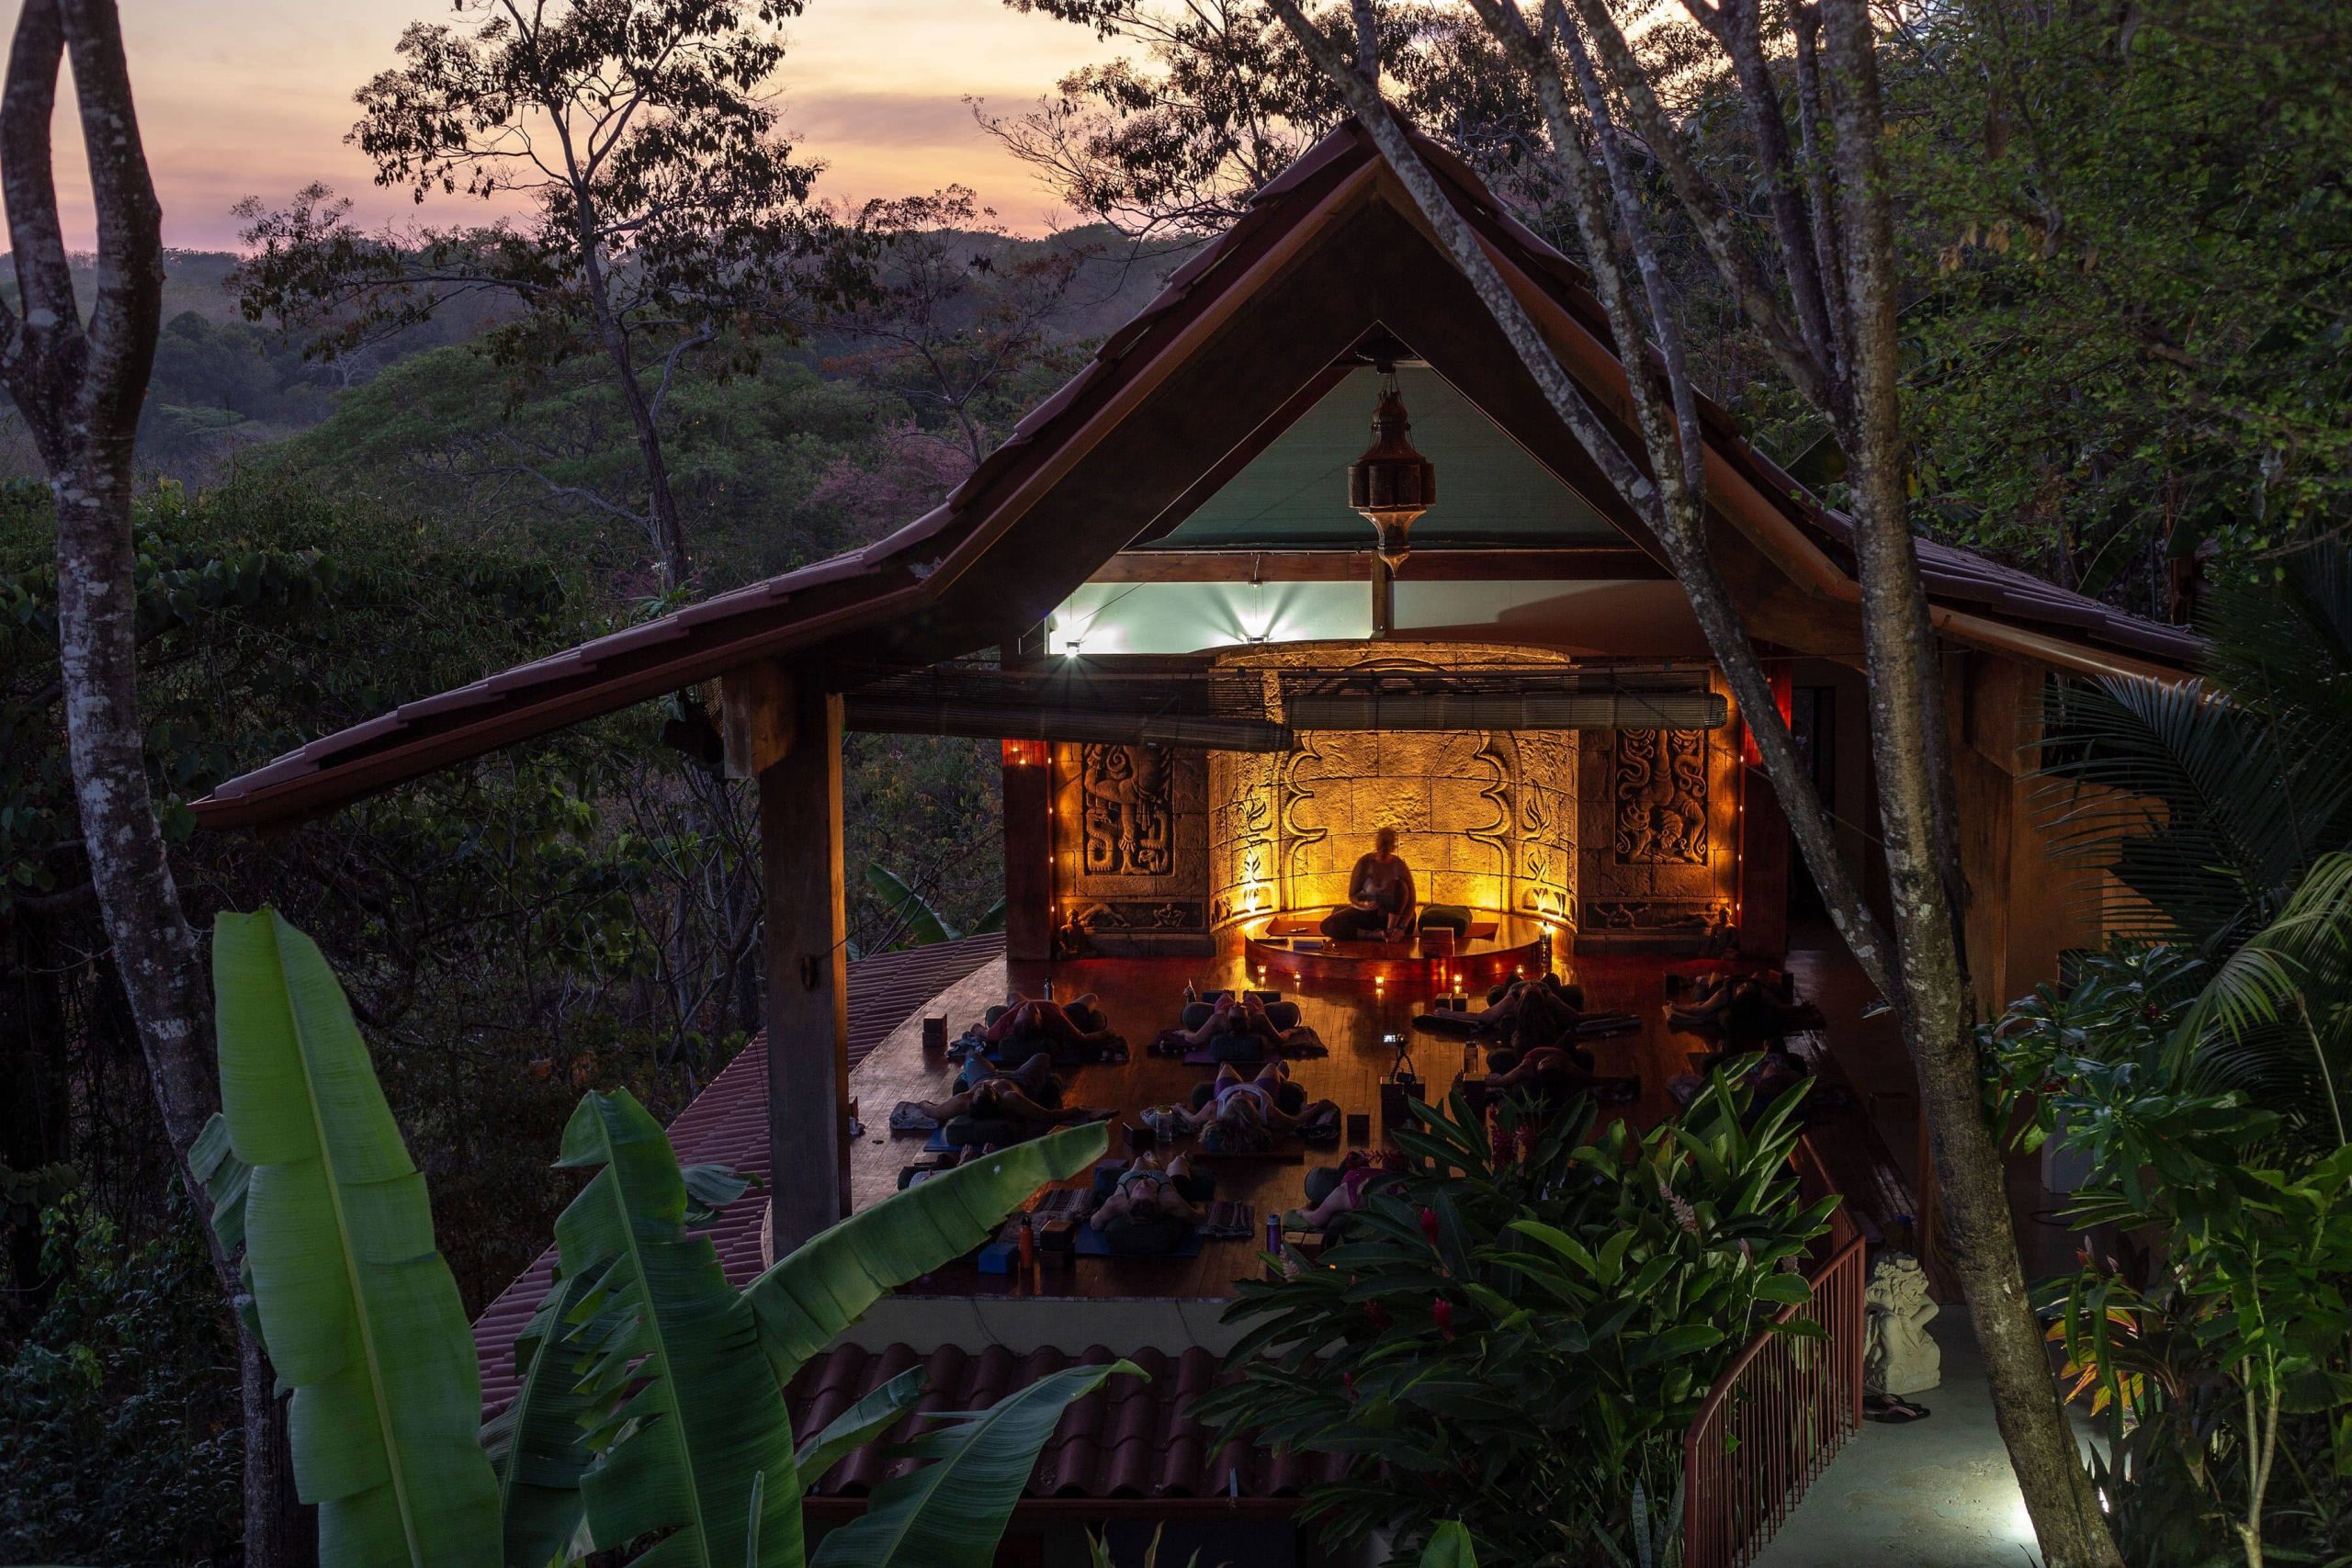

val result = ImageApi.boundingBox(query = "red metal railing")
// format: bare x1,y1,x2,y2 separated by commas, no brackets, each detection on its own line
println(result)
1680,1139,1868,1568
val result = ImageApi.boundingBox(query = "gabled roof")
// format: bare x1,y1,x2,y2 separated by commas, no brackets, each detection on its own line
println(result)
192,118,2199,831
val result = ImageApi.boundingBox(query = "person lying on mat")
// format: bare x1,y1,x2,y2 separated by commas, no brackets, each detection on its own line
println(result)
1486,1034,1636,1109
1175,1062,1340,1151
1284,1154,1404,1233
897,1076,1114,1132
1319,826,1418,942
983,992,1121,1051
958,1050,1065,1103
1158,991,1310,1059
1091,1135,1202,1231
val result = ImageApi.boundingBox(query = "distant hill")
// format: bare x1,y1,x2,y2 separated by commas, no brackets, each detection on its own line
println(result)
0,226,1198,491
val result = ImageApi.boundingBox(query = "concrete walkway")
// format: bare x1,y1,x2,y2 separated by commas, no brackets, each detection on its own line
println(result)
1753,1318,2045,1568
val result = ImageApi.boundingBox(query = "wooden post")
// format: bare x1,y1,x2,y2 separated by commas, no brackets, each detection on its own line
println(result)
1001,740,1056,962
760,674,852,1253
1372,553,1396,637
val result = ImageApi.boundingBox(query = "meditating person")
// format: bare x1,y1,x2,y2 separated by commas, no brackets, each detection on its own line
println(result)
1154,991,1313,1062
983,991,1121,1052
1319,826,1418,942
1173,1062,1340,1152
893,1075,1113,1134
1284,1153,1404,1233
1090,1136,1202,1232
956,1050,1065,1104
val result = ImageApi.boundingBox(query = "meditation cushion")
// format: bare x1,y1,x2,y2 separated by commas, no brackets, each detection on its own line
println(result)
1095,1211,1193,1257
1188,1079,1306,1115
1419,904,1473,935
940,1113,1016,1148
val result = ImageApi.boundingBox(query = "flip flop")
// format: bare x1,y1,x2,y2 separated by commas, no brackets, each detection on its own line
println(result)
1864,1394,1931,1423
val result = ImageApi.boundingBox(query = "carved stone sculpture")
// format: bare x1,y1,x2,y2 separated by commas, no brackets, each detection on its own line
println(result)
1080,742,1173,876
1862,1252,1941,1395
1613,728,1709,863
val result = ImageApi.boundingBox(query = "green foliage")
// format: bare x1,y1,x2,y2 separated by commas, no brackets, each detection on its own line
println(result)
807,1360,1145,1568
0,1196,243,1566
214,908,503,1566
1889,0,2352,603
1194,1074,1832,1563
209,907,1124,1567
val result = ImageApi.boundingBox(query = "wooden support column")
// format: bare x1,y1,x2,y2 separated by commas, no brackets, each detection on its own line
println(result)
1371,555,1396,637
1001,740,1055,962
756,673,852,1253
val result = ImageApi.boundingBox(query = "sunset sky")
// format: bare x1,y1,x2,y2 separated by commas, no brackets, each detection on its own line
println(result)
60,0,1118,252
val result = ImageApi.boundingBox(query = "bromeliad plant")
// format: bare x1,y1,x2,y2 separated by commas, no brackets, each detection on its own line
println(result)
1193,1072,1835,1566
201,908,1129,1568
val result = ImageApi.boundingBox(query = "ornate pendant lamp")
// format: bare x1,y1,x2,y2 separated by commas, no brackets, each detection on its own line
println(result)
1347,369,1436,570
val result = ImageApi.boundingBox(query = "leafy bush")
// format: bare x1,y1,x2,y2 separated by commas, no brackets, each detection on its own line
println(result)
1989,946,2352,1566
0,1195,243,1566
1194,1074,1834,1565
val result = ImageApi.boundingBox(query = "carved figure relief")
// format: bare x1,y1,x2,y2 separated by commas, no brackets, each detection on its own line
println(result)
1613,728,1709,863
1080,743,1173,876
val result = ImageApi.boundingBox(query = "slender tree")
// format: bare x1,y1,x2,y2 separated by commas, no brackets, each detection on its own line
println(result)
1255,1,2120,1562
0,2,301,1561
234,0,833,592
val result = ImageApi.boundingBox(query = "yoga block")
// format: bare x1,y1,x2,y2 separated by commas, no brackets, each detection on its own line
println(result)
1381,1076,1425,1130
1346,1111,1371,1144
922,1016,947,1053
975,1218,1023,1275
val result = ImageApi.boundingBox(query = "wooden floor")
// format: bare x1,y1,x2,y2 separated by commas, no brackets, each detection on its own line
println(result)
845,929,1918,1303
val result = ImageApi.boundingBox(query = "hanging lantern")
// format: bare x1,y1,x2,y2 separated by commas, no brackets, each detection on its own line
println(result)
1347,372,1436,570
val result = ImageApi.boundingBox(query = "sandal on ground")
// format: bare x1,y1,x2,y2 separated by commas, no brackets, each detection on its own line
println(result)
889,1102,939,1133
1864,1393,1931,1423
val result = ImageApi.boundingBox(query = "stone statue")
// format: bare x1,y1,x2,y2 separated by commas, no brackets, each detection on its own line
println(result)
1863,1252,1940,1395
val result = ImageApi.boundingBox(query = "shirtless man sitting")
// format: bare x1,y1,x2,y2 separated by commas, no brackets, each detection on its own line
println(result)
1319,826,1418,943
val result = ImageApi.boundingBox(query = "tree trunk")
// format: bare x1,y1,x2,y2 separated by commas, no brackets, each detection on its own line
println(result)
1815,4,2119,1561
5,5,307,1562
575,227,692,589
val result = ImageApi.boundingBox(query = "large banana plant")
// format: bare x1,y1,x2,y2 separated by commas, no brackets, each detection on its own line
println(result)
209,908,1127,1568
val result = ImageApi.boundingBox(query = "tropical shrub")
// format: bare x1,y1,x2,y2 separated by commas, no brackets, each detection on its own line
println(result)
206,907,1128,1567
1193,1074,1835,1566
1993,545,2352,1566
1989,947,2352,1568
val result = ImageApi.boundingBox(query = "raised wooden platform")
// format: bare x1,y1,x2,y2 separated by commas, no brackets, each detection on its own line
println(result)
841,930,1918,1310
1241,909,1554,988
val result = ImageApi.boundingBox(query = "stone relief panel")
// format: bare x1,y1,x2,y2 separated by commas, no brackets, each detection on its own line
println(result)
1577,672,1742,947
1080,742,1174,876
1613,728,1710,864
1053,742,1209,953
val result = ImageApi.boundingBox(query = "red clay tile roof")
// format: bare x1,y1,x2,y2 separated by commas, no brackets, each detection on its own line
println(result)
470,933,1002,1416
786,1341,1348,1503
192,117,2198,833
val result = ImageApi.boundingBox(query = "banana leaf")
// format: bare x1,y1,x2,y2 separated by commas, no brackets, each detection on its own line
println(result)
554,1089,801,1568
866,863,956,946
481,1270,594,1568
190,1111,266,1351
793,1366,929,1489
212,908,501,1568
744,1122,1108,1375
808,1360,1145,1568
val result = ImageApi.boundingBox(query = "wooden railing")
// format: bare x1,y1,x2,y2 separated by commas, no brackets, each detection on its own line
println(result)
1680,1139,1869,1568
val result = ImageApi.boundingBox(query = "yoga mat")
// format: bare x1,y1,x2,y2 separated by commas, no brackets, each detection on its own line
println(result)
1183,1047,1267,1066
1072,1226,1206,1258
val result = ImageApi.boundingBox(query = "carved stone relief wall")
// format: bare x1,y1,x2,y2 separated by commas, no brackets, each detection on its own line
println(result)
1052,742,1211,954
1577,671,1742,948
1205,642,1580,930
